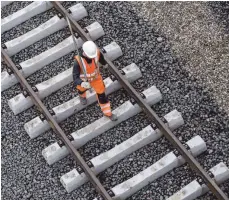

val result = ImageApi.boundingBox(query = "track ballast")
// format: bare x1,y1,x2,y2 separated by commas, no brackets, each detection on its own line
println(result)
1,1,229,200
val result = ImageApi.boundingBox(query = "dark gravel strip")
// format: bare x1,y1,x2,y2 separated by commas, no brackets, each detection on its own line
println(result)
4,27,71,65
1,1,31,19
1,7,58,44
208,1,229,35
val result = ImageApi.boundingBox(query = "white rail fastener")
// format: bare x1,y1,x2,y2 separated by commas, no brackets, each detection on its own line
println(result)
110,135,207,200
60,110,184,193
1,1,53,33
1,21,104,92
42,86,162,165
4,3,88,56
167,162,229,200
9,43,120,115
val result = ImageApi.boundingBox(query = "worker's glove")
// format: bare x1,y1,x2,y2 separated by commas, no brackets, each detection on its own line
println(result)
81,81,91,89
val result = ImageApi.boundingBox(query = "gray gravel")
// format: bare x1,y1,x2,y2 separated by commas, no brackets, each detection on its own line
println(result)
1,1,229,200
1,7,58,44
134,1,229,116
1,1,31,19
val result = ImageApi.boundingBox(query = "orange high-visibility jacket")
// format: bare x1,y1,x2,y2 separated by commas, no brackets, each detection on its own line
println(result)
74,50,101,82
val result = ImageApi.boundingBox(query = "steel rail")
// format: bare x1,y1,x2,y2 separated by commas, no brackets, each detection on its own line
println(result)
1,48,112,200
51,1,229,199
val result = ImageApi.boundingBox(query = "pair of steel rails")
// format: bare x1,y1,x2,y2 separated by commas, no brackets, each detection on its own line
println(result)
1,2,228,200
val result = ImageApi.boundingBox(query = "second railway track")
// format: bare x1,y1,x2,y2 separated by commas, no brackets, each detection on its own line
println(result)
1,1,229,200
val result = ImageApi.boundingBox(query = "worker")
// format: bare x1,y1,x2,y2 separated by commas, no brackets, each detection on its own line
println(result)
72,41,117,121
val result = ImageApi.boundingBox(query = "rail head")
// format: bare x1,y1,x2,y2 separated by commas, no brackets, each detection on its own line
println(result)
51,1,229,199
1,47,113,200
2,1,228,199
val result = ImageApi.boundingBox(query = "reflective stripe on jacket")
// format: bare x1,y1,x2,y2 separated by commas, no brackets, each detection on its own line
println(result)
74,50,101,82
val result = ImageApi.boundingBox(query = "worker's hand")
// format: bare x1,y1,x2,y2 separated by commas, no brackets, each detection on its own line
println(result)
81,82,91,89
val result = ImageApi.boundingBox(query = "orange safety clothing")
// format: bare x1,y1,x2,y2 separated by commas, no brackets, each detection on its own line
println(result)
74,50,112,117
75,50,100,82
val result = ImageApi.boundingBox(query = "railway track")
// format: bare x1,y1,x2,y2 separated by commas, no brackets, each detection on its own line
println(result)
1,1,229,200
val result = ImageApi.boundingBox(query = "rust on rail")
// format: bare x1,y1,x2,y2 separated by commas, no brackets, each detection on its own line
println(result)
51,1,228,200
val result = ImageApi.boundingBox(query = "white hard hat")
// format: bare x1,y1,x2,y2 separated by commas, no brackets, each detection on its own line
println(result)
82,41,97,59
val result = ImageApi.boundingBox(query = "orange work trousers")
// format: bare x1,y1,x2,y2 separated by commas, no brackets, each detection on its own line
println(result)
76,75,112,116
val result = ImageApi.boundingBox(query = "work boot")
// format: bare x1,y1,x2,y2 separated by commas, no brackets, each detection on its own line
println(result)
106,113,117,121
80,96,87,105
